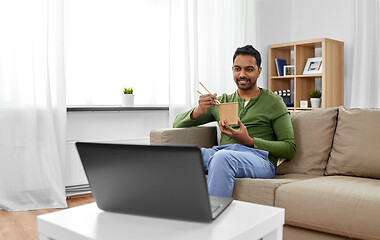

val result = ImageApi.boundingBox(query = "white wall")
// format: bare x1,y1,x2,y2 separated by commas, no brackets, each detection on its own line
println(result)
65,110,169,186
245,0,355,106
67,110,169,142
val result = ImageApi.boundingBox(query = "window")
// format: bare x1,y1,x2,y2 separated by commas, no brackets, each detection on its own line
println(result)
65,0,170,106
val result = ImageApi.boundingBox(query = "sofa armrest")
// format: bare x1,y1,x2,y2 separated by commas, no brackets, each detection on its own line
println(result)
150,126,218,148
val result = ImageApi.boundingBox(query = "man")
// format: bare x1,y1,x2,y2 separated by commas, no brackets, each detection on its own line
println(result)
173,45,296,197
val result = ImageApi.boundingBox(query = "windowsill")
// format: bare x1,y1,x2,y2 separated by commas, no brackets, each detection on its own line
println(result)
67,106,169,112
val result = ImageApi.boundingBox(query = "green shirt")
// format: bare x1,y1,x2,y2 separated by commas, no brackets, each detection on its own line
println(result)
173,88,296,168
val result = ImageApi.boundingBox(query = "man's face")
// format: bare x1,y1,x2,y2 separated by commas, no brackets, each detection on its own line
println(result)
232,54,262,91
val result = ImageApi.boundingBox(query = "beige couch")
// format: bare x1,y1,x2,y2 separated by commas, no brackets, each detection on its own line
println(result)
150,107,380,240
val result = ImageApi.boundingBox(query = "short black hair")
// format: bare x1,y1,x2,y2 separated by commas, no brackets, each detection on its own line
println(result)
233,45,262,68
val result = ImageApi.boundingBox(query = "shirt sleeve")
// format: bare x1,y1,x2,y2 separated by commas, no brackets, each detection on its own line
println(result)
253,112,296,160
173,107,217,128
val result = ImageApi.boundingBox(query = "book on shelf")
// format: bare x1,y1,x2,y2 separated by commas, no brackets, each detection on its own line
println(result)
275,58,287,76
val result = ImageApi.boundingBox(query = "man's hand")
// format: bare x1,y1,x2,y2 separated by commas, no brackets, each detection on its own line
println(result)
191,93,218,120
219,118,254,147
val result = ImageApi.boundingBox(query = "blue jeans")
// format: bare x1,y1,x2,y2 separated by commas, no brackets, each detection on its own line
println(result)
201,144,275,197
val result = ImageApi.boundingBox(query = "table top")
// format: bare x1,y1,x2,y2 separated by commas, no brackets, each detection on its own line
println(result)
38,201,284,240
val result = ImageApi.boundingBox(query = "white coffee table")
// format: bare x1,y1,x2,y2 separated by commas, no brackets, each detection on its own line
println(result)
38,200,284,240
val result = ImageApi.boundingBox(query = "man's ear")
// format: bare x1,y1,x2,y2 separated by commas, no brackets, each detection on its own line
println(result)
258,67,262,77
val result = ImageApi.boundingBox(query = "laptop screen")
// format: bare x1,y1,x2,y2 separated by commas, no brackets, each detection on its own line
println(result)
76,142,215,222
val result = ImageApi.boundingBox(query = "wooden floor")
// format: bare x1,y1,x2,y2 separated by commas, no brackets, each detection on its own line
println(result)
0,194,94,240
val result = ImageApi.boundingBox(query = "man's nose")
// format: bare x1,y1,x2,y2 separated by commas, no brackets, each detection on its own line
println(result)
239,70,247,78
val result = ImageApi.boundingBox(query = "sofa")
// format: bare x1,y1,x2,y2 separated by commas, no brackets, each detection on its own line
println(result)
150,107,380,240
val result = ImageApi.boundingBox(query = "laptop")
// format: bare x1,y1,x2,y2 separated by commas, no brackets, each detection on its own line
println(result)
76,142,233,222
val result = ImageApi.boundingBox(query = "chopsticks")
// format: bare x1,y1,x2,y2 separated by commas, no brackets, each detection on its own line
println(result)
198,82,221,105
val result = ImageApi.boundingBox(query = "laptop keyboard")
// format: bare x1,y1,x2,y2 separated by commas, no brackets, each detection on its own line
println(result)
209,195,233,219
210,203,222,213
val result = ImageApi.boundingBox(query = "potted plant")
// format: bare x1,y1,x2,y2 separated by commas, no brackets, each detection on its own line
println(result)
122,87,134,107
310,90,321,108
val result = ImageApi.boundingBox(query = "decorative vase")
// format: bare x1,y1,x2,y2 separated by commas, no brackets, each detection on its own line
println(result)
122,94,134,107
310,98,321,108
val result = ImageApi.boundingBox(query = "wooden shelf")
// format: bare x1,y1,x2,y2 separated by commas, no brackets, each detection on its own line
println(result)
271,74,322,79
268,38,344,109
271,76,295,79
295,74,322,78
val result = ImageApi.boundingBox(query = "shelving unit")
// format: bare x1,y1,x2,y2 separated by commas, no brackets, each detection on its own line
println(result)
268,38,344,110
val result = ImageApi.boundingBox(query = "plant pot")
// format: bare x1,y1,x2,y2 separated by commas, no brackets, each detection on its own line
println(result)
310,98,321,108
218,102,238,125
122,94,134,107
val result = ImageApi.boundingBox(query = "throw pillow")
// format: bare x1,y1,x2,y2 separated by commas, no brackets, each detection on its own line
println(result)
276,107,338,175
325,107,380,179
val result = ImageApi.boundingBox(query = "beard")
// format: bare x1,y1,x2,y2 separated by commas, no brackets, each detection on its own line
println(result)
235,77,257,90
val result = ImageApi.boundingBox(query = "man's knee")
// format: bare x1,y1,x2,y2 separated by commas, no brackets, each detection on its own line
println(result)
209,150,235,169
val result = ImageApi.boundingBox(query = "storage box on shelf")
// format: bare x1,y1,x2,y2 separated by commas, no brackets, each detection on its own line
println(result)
268,38,344,110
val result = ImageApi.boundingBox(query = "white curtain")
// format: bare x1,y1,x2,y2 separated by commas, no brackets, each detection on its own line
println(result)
0,0,67,210
350,0,380,108
169,0,248,126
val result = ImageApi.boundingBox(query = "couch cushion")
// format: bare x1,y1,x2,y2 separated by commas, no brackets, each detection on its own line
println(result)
284,225,351,240
326,107,380,179
275,176,380,240
150,126,217,148
232,174,319,206
276,107,338,175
